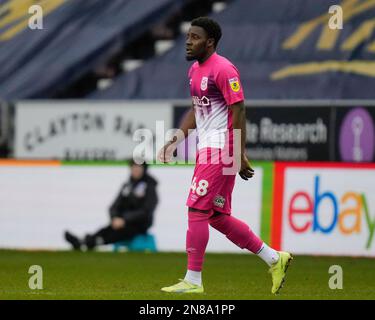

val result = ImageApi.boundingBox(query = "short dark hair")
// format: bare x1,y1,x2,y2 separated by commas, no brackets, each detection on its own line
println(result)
191,17,222,48
129,157,148,172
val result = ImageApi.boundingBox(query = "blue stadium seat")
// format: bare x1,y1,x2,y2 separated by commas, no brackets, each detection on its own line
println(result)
113,233,157,252
90,0,375,100
1,0,186,99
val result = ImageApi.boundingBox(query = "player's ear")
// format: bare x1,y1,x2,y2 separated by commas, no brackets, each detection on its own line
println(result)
207,37,215,49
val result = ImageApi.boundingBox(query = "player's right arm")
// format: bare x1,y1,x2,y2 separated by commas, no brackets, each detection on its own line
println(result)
214,62,254,180
158,104,196,163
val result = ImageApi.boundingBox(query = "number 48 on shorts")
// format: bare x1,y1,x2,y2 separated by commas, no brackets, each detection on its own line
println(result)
190,177,209,196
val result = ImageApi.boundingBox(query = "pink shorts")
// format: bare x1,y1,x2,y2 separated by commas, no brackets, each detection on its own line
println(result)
186,148,236,214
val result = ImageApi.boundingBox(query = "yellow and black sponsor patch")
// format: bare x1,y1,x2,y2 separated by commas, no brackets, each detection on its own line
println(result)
229,77,240,92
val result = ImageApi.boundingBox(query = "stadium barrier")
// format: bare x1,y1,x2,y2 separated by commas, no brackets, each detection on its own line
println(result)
173,100,375,163
271,161,375,257
12,100,375,162
0,160,266,253
13,101,173,161
0,160,374,257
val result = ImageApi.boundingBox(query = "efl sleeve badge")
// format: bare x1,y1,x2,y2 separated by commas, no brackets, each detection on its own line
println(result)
229,77,240,92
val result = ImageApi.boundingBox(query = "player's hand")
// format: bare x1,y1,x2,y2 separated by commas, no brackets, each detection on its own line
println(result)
158,142,177,163
239,154,254,180
111,217,125,230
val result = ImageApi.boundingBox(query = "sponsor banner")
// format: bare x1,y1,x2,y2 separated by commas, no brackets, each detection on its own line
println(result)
335,106,375,162
272,162,375,257
0,161,266,252
14,101,173,160
246,106,331,161
173,105,332,161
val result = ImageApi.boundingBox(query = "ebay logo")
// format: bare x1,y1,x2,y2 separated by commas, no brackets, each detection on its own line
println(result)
288,176,375,249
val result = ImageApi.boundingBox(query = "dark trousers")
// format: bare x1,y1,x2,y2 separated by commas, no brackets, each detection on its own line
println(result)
90,223,147,245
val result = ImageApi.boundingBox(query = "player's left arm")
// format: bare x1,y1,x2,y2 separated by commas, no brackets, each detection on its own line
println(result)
215,65,254,180
229,101,254,180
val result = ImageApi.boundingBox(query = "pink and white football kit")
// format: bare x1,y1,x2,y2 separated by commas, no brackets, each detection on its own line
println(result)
184,53,264,274
186,52,244,215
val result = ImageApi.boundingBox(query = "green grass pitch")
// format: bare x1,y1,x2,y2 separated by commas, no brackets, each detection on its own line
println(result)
0,250,374,300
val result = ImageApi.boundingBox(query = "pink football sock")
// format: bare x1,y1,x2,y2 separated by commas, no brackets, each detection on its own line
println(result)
209,212,263,253
186,211,211,272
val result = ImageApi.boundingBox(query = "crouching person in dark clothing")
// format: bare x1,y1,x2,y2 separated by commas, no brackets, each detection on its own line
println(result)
64,160,158,250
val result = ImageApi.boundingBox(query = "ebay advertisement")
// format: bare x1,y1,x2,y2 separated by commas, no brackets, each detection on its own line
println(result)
272,163,375,257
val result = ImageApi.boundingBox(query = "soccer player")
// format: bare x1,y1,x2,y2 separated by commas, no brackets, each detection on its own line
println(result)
158,17,292,294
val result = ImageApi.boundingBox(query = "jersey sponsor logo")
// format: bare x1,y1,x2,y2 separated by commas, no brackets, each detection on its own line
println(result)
213,195,225,208
189,78,192,86
192,95,210,107
200,76,208,91
229,77,240,92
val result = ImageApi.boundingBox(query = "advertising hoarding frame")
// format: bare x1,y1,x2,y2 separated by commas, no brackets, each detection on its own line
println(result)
271,161,375,256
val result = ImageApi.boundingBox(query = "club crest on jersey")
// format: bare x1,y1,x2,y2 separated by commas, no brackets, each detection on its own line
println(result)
200,76,208,91
213,195,225,208
229,77,240,92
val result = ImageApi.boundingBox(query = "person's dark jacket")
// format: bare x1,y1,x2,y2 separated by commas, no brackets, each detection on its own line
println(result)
109,173,158,229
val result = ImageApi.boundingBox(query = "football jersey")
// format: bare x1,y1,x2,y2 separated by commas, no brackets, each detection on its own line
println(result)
188,52,244,150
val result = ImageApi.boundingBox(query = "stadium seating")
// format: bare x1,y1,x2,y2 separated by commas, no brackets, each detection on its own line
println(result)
0,0,185,99
90,0,375,100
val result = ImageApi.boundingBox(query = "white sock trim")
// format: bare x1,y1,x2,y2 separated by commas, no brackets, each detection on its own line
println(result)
184,270,202,286
256,243,279,267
